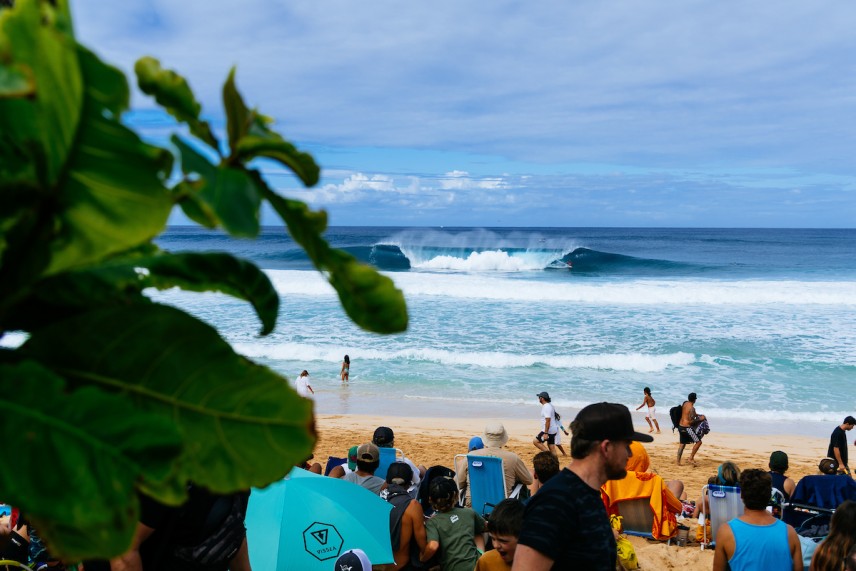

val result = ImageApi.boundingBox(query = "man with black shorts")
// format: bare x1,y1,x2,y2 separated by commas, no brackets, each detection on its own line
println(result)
533,391,559,456
677,392,706,467
513,402,654,570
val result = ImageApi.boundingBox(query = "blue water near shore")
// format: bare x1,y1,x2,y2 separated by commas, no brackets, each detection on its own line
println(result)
150,226,855,436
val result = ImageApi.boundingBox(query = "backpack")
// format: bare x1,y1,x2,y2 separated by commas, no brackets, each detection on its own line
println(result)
669,404,683,433
171,491,248,570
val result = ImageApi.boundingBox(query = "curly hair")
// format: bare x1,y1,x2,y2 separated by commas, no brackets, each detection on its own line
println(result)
428,476,459,513
738,469,772,510
812,500,856,571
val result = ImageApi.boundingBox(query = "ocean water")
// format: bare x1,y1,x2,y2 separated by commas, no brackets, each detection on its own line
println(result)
142,226,856,437
7,227,852,437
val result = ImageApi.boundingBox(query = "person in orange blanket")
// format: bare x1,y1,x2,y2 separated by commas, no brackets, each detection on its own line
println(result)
601,441,684,540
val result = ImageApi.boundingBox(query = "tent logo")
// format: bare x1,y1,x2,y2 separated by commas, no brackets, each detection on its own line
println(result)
303,522,343,561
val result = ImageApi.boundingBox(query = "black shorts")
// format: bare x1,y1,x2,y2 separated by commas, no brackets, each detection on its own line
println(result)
679,426,700,445
537,431,556,445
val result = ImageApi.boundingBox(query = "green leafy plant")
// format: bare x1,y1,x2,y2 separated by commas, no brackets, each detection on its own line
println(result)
0,0,407,560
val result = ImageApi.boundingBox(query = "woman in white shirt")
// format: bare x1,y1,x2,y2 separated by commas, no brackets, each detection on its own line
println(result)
296,370,314,398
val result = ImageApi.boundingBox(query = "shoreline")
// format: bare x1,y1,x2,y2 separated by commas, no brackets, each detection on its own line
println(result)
309,387,840,439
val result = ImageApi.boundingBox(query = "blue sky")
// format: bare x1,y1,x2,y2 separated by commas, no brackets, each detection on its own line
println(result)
71,1,856,227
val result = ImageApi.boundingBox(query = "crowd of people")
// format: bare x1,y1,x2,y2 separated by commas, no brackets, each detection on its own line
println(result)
3,391,855,571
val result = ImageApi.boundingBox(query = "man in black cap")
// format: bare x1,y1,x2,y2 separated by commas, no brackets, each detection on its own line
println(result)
513,402,653,570
372,426,425,489
533,392,559,456
828,416,856,476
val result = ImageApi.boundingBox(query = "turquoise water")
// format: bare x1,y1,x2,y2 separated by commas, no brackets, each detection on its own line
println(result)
147,227,856,436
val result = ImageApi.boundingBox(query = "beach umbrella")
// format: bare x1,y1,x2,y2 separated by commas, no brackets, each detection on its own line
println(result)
246,468,394,570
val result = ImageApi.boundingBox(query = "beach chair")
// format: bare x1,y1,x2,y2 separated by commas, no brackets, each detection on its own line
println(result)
376,447,404,480
457,454,522,517
601,471,683,541
702,484,744,549
324,456,347,476
781,475,854,538
613,497,656,538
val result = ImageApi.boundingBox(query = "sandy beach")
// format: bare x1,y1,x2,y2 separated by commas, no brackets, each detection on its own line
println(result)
312,413,832,569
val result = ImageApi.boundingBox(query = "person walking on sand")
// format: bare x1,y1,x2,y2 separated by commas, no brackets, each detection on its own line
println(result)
636,387,660,434
295,370,314,398
677,392,706,466
341,354,350,382
533,392,559,456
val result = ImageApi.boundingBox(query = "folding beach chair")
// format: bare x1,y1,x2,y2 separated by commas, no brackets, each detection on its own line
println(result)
702,484,744,549
456,454,522,517
376,447,404,480
612,497,656,538
781,475,856,538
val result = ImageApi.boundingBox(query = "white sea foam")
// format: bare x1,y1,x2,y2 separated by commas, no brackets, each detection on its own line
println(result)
265,270,856,305
233,342,696,372
405,249,566,272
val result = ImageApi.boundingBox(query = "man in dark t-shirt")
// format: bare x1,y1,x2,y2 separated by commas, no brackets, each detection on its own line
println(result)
828,416,855,476
513,402,654,570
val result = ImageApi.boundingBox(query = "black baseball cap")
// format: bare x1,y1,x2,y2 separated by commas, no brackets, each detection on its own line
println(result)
373,426,395,447
573,402,654,443
536,391,551,401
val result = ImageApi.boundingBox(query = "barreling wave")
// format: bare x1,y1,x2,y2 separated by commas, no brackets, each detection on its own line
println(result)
233,342,696,373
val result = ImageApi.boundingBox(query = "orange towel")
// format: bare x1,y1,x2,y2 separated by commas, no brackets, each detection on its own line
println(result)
601,471,683,540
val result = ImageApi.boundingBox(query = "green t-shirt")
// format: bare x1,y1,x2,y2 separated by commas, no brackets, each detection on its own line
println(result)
426,506,486,571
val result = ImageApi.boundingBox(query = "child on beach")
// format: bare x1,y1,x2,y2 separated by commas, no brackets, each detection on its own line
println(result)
636,387,661,433
422,477,486,571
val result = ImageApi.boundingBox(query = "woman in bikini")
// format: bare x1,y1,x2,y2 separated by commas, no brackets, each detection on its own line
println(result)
340,354,350,382
636,387,661,433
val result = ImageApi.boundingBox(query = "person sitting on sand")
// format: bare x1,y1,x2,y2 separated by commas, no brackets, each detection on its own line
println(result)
635,387,661,434
422,477,486,571
601,440,684,541
384,462,428,571
713,469,803,571
769,450,796,502
340,442,385,495
373,426,425,491
694,461,741,519
809,499,856,571
456,423,533,507
476,498,525,571
528,451,560,498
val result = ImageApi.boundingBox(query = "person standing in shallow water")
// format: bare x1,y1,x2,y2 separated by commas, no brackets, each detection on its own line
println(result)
636,387,660,434
341,354,350,382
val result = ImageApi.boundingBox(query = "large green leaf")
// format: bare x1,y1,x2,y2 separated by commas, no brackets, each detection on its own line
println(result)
173,135,261,237
46,47,173,275
0,0,82,188
4,251,279,335
20,304,315,493
223,67,249,152
264,189,408,333
135,56,219,151
0,360,183,559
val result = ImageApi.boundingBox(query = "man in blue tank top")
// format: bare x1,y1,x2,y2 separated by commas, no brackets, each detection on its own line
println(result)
712,469,803,571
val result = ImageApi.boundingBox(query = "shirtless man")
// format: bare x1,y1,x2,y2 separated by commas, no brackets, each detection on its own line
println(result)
677,392,706,466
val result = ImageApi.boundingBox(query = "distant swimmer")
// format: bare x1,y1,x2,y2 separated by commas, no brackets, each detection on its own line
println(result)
566,261,573,269
636,387,660,433
341,354,350,382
